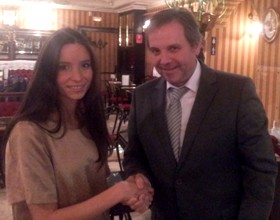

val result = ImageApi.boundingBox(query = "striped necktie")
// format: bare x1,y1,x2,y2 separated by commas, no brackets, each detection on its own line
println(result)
166,87,188,161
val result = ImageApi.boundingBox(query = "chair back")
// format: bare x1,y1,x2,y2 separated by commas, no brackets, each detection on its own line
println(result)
0,101,21,117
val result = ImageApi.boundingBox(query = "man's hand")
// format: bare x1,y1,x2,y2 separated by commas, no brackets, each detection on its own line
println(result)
123,173,154,213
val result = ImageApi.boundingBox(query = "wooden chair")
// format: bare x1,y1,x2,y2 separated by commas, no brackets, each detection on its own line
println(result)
108,172,132,220
0,116,12,188
105,81,129,119
0,101,21,117
109,103,130,172
0,94,23,188
108,129,132,220
0,125,5,188
109,203,132,220
108,104,132,220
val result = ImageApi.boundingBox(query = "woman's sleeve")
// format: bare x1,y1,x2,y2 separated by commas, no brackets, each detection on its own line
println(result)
5,121,57,204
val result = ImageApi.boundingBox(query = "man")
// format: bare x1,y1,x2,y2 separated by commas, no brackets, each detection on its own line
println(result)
123,8,278,219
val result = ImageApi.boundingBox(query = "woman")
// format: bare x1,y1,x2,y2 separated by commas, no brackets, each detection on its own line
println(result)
3,28,152,220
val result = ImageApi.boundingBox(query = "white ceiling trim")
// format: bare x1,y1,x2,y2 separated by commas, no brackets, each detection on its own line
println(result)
0,0,165,12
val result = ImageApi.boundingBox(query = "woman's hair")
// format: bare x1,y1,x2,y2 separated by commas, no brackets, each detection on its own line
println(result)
145,8,203,48
2,28,112,167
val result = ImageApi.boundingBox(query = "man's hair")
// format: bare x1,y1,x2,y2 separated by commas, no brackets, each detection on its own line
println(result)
145,8,203,48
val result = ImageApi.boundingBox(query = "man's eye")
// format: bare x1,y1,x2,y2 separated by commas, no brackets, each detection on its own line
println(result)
169,46,180,53
150,48,160,56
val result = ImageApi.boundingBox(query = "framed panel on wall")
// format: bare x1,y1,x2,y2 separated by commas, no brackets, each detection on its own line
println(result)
0,30,10,60
14,29,53,60
263,8,279,43
0,29,53,60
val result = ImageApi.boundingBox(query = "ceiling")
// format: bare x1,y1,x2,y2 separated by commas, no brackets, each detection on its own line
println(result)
0,0,245,27
0,0,164,13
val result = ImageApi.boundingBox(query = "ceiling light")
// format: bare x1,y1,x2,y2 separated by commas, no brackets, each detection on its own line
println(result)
92,16,102,22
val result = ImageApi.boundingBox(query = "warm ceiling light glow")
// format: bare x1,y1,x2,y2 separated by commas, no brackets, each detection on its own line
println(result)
2,9,17,26
247,21,263,37
143,20,150,29
22,2,54,30
247,1,262,38
92,16,102,22
0,0,21,4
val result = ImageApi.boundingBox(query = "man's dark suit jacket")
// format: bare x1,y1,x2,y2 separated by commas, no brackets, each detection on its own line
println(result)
123,63,278,220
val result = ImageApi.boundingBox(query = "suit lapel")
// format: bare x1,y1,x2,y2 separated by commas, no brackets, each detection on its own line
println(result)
151,78,178,166
178,65,218,167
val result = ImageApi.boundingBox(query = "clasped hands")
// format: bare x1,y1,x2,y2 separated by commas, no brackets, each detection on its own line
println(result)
122,173,154,213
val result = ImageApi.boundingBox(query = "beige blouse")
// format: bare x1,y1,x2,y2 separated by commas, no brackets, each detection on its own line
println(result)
5,121,110,220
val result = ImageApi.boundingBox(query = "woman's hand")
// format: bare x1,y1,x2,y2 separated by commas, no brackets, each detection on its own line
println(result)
121,173,154,213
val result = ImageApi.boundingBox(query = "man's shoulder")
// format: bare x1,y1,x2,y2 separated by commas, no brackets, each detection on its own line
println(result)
204,67,252,85
136,77,164,92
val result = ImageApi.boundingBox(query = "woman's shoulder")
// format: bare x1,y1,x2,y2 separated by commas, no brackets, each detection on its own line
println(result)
11,121,49,141
13,120,57,132
13,121,42,134
7,121,50,156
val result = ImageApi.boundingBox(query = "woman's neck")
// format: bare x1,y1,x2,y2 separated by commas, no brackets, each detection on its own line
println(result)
49,104,80,129
63,107,79,129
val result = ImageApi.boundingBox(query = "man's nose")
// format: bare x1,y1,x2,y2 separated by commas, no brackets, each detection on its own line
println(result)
159,52,171,64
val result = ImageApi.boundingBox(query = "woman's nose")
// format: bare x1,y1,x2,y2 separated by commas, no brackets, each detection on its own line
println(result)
71,68,83,80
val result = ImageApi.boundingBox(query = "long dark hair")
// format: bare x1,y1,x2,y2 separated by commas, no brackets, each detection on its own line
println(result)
2,28,112,169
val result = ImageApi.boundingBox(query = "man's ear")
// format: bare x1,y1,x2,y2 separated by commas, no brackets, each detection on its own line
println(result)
193,41,203,56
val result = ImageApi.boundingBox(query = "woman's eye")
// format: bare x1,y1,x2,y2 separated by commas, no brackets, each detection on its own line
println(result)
58,64,70,71
82,62,91,69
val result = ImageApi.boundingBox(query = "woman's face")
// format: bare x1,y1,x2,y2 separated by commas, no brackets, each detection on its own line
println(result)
56,43,93,107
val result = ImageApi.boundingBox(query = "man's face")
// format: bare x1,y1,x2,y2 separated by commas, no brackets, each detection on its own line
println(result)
148,21,201,87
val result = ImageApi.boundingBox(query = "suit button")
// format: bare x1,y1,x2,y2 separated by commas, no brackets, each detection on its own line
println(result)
176,178,183,185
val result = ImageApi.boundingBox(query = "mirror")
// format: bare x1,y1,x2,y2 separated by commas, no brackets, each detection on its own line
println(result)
119,13,134,47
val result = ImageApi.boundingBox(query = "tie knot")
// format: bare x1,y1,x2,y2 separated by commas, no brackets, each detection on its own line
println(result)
169,87,188,101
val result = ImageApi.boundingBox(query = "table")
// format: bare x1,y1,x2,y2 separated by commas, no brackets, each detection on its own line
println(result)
121,85,136,91
109,80,121,85
120,85,136,103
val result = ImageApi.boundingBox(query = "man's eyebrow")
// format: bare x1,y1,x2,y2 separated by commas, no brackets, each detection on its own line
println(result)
148,46,159,50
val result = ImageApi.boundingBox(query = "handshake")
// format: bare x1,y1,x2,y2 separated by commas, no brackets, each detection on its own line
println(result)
109,173,154,213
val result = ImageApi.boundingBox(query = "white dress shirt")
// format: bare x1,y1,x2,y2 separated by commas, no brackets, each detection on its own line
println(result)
166,61,201,147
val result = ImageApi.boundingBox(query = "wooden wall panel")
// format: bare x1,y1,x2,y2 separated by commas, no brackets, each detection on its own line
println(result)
205,0,259,79
53,9,117,30
255,66,280,123
204,0,280,127
0,7,119,92
254,0,280,127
